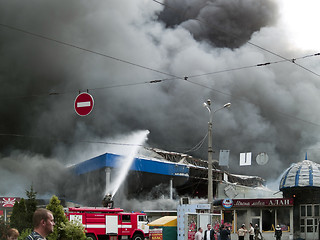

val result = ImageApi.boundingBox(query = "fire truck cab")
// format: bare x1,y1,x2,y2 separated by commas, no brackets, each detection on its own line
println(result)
68,207,149,240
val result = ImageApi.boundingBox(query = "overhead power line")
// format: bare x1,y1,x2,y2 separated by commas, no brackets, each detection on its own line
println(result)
184,79,320,128
1,22,320,100
0,23,181,80
0,77,179,100
151,0,320,78
1,19,320,130
187,52,320,79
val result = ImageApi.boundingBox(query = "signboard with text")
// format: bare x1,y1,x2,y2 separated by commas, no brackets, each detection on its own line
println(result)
150,228,163,240
232,198,293,207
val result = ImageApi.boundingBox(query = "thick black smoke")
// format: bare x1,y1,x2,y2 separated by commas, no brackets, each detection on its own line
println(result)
158,0,278,48
0,0,320,202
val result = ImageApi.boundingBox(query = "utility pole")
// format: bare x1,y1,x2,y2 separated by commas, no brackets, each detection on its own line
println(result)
203,99,231,205
207,101,213,204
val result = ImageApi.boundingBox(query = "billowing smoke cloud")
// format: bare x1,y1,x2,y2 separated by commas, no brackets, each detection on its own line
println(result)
158,0,278,48
0,0,320,202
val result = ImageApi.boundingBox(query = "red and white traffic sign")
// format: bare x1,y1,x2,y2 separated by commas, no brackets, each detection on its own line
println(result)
74,92,94,116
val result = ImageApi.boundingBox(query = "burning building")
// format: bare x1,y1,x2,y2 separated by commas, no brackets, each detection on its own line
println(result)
69,147,268,208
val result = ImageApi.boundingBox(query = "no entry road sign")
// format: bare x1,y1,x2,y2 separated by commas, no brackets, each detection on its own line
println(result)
74,92,94,116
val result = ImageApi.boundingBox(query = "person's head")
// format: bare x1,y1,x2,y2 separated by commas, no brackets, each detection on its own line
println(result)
33,208,55,236
207,224,212,230
277,225,280,228
250,223,253,227
242,224,245,228
198,227,203,233
255,224,258,227
221,224,225,229
6,228,19,240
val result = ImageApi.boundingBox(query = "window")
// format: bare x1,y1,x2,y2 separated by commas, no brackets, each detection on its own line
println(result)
307,219,313,225
315,205,319,217
262,209,274,231
138,215,147,222
277,208,290,231
236,210,247,230
252,218,260,227
251,209,260,216
300,204,319,234
307,206,312,216
301,205,306,217
122,215,131,222
224,211,233,224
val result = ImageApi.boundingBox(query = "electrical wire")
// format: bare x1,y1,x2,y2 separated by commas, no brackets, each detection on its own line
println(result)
151,0,320,78
187,52,320,79
0,77,179,100
0,23,182,80
1,22,320,99
183,132,208,153
1,17,320,132
184,78,320,128
1,51,319,100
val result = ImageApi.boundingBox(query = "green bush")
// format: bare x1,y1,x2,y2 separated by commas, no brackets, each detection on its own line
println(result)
59,220,88,240
0,216,10,240
46,195,88,240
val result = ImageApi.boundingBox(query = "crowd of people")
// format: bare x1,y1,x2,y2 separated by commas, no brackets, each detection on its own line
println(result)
194,222,282,240
6,208,284,240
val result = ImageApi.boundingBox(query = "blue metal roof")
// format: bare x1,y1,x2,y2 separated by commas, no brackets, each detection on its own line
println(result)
279,160,320,190
72,152,189,177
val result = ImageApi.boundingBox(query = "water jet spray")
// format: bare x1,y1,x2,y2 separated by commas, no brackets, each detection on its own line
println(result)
105,130,150,199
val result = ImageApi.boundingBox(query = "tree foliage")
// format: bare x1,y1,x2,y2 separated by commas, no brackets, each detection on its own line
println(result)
9,190,88,240
59,220,88,240
0,215,10,240
25,185,37,229
46,195,68,240
46,195,87,240
10,185,37,233
10,198,27,233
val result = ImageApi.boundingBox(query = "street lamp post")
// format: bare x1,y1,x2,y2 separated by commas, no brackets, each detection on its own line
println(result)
204,99,231,204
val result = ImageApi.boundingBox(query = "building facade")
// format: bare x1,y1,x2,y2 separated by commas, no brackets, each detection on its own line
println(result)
280,159,320,240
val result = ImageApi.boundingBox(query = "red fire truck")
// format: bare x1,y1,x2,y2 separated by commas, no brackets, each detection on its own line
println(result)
68,207,149,240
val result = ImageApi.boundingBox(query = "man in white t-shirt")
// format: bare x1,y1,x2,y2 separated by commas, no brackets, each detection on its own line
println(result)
249,223,255,240
195,227,203,240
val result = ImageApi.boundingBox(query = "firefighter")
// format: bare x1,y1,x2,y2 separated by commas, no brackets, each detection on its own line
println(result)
274,225,282,240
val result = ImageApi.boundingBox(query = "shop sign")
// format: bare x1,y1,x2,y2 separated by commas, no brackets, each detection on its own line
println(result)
232,198,293,207
196,204,210,210
222,198,233,209
150,228,163,240
0,197,20,207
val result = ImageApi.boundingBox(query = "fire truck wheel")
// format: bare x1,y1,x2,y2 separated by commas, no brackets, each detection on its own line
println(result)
131,233,144,240
86,234,97,240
